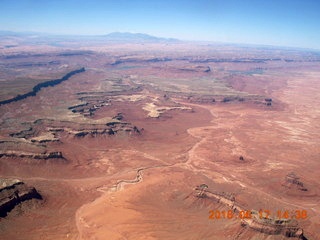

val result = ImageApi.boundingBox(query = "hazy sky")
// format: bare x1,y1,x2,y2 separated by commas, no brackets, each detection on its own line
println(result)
1,0,320,49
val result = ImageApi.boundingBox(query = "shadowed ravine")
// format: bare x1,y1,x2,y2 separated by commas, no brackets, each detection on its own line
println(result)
0,67,85,106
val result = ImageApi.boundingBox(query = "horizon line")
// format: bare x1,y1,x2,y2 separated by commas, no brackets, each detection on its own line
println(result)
1,29,319,52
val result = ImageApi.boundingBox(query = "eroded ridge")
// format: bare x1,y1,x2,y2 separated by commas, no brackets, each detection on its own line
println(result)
190,185,307,239
0,179,42,217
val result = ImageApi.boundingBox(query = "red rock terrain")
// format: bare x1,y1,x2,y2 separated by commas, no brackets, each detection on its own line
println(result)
0,40,319,239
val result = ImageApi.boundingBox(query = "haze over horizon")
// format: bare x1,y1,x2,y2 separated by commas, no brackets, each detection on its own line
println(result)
1,0,320,50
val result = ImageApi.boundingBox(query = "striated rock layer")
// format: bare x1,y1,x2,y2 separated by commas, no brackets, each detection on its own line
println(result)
0,179,42,217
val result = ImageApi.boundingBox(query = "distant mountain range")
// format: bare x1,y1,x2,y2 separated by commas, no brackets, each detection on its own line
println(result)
0,31,180,44
102,32,179,43
1,31,318,52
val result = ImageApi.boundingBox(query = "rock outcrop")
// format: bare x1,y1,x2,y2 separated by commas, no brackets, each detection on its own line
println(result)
0,151,65,160
189,184,307,239
0,179,42,217
282,173,308,191
178,65,211,72
70,121,141,138
68,100,110,117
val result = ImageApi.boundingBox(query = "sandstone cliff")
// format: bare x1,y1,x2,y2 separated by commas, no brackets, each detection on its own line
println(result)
0,179,42,217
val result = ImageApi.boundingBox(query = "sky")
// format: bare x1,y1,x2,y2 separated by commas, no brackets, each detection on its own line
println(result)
0,0,320,49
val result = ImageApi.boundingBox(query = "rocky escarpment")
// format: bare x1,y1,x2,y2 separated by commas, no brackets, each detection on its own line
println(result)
0,179,42,217
68,100,110,117
176,65,211,72
10,127,60,143
111,56,172,65
177,93,274,107
174,93,264,105
4,118,142,162
72,121,142,137
9,127,35,139
186,184,307,239
11,118,142,139
0,139,64,161
0,151,64,160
